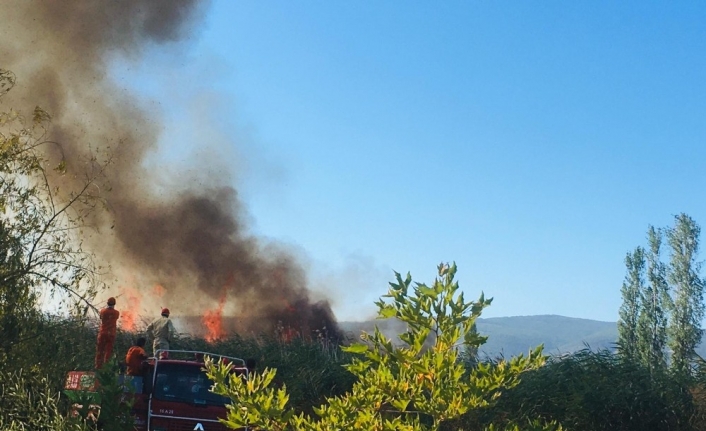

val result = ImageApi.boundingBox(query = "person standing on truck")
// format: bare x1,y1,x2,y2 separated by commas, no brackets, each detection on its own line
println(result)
147,308,175,359
95,297,120,369
125,337,148,376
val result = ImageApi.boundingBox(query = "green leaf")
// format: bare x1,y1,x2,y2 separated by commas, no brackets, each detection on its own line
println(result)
342,343,369,354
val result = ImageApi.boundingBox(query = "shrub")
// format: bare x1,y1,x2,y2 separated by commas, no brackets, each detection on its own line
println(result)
463,349,694,431
174,330,356,415
206,263,561,431
0,367,90,431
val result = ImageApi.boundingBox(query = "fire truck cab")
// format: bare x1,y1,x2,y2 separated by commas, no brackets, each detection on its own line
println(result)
65,349,248,431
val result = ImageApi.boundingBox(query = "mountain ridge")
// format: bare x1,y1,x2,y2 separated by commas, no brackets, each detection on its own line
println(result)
340,314,706,358
339,314,619,357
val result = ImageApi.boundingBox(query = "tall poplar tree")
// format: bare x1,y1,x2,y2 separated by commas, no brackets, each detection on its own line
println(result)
637,226,669,372
618,246,646,362
667,213,704,378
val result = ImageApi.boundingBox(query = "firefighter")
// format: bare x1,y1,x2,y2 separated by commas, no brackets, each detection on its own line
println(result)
147,308,175,359
95,297,120,369
125,337,148,376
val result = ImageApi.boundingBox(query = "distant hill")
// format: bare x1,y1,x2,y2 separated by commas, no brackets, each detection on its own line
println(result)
339,315,618,357
178,314,706,359
474,315,618,357
340,315,706,358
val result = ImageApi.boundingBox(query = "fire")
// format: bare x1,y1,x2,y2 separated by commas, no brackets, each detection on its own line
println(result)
119,286,142,331
202,290,227,342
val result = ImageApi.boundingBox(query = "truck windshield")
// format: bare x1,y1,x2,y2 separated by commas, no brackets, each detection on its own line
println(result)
152,363,229,407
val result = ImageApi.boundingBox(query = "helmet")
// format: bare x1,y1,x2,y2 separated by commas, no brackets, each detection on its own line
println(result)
107,297,116,306
161,307,170,316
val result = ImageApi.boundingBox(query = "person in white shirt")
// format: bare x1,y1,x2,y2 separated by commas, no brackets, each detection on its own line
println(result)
147,307,175,359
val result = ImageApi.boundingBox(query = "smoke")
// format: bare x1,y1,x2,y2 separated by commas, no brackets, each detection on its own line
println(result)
0,0,340,338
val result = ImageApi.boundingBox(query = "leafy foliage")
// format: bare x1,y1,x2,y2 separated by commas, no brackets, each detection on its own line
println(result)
0,68,109,367
206,263,560,431
637,226,669,374
93,358,135,431
173,332,356,415
459,349,694,431
617,246,645,362
0,367,90,431
668,214,704,378
618,215,706,378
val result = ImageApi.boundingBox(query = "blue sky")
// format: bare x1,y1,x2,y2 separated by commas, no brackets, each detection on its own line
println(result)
115,1,706,322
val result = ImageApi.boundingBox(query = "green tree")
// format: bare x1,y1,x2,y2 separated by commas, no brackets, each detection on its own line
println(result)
0,69,108,364
667,213,704,378
206,263,561,431
618,246,645,362
0,218,38,358
636,226,669,373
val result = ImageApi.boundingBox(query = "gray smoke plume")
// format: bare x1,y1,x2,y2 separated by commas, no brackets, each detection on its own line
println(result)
0,0,339,339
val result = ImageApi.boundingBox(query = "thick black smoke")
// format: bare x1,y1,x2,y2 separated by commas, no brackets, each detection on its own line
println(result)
0,0,340,338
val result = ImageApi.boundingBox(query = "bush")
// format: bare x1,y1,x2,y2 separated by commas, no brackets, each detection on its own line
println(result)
0,367,90,431
173,332,356,415
93,358,136,431
1,313,136,390
206,263,560,431
458,349,694,431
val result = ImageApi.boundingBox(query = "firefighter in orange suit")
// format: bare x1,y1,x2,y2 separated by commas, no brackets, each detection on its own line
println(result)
95,297,120,369
125,337,148,376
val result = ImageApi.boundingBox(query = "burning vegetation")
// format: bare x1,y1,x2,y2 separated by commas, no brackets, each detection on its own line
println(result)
1,0,340,341
202,289,227,342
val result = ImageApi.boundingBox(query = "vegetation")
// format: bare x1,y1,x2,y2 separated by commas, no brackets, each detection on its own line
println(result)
637,226,669,374
205,263,561,431
449,348,695,431
171,332,356,415
0,315,355,430
0,68,108,369
667,214,704,378
4,68,706,430
618,214,706,378
618,246,645,362
0,367,89,431
0,68,353,428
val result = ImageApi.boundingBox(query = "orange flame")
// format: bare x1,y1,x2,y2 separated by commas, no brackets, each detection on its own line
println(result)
119,286,142,331
203,290,227,342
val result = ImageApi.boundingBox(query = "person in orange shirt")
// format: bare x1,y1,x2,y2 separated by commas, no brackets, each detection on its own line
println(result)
95,297,120,369
125,337,148,376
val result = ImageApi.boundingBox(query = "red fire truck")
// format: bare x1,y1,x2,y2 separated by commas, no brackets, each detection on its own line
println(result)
65,349,248,431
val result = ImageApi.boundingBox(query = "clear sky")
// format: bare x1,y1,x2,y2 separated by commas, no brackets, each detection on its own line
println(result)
114,1,706,322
